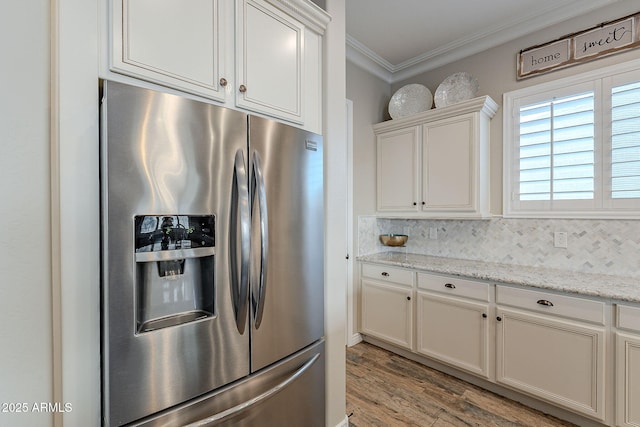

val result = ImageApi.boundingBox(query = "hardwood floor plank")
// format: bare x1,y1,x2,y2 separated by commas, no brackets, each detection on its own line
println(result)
346,342,577,427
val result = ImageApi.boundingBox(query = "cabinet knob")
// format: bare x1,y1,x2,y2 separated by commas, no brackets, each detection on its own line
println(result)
444,283,456,289
482,313,487,318
219,77,228,87
421,201,425,205
406,296,411,301
496,316,502,321
537,299,554,307
239,84,247,93
381,272,389,277
413,202,417,206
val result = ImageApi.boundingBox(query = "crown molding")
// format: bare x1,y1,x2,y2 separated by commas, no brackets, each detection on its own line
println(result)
266,0,331,34
345,35,393,82
346,0,619,84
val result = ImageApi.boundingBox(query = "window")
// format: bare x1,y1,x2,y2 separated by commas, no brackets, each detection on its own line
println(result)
503,59,640,218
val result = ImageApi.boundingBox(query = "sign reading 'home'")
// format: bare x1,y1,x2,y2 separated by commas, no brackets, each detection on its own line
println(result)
518,12,640,79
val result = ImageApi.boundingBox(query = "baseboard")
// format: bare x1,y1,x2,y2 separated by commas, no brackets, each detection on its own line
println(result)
334,414,349,427
347,332,362,347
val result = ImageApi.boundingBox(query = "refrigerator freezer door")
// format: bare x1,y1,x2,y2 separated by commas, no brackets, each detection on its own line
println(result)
133,340,325,427
101,81,250,426
248,116,324,371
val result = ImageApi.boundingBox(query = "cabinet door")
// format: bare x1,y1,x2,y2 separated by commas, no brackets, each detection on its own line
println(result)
417,291,490,378
496,308,606,421
112,0,228,101
616,332,640,427
237,0,305,124
376,127,421,212
361,279,413,349
422,114,475,211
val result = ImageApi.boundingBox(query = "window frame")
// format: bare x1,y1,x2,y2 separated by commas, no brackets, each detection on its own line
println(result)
503,58,640,219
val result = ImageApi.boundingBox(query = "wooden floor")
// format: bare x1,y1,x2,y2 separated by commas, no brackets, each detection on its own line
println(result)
346,342,577,427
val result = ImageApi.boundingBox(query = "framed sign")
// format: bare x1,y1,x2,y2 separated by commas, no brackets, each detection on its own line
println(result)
518,11,640,79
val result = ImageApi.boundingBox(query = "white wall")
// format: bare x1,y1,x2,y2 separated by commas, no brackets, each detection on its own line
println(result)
324,1,348,425
0,3,54,426
345,63,390,340
53,0,102,424
346,63,391,217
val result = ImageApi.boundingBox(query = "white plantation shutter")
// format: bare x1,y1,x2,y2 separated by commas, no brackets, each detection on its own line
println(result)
611,81,640,199
504,59,640,218
518,93,595,201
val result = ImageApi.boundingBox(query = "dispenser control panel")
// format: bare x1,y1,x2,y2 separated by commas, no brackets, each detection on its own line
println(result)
135,215,215,253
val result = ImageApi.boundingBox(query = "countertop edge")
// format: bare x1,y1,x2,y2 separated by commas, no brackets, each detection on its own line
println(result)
357,252,640,304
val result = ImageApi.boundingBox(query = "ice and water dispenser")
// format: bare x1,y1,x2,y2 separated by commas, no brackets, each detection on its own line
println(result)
134,214,215,333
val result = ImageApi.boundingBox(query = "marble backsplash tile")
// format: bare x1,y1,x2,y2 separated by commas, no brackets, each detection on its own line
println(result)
358,216,640,277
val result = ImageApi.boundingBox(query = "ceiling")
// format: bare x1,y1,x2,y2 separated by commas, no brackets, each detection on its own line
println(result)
345,0,620,83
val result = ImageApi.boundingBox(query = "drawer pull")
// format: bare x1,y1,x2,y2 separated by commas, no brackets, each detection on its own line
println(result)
537,299,554,307
381,272,389,277
444,283,456,289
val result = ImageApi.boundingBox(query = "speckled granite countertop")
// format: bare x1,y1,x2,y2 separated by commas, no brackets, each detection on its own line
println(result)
358,252,640,303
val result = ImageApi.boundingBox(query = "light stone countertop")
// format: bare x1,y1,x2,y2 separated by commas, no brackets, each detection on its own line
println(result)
357,252,640,304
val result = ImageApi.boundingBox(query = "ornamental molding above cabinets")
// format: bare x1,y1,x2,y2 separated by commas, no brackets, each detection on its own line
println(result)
266,0,331,33
373,96,499,133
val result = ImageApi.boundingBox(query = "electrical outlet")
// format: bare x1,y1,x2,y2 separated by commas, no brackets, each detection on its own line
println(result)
554,231,568,248
429,227,437,240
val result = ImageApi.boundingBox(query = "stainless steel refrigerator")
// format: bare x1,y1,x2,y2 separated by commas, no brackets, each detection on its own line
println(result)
100,80,325,426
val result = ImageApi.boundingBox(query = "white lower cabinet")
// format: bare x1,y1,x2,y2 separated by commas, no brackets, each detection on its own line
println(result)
615,304,640,427
360,264,414,350
416,273,490,378
496,286,606,422
616,332,640,427
357,261,626,425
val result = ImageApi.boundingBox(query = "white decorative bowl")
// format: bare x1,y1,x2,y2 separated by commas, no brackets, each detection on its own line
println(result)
434,72,479,108
388,84,433,119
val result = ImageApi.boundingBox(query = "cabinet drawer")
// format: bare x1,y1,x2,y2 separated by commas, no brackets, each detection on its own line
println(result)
418,272,489,302
362,264,414,286
496,286,605,325
617,304,640,332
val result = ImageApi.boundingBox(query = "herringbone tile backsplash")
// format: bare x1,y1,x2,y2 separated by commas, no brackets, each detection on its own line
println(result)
358,216,640,277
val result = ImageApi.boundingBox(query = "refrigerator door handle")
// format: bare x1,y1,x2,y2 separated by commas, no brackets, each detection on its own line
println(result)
183,353,320,427
230,149,250,334
251,151,269,329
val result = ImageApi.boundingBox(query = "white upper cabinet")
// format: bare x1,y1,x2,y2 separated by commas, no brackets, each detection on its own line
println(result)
423,114,475,211
376,126,421,211
111,0,229,102
107,0,329,132
237,0,303,124
373,96,498,218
